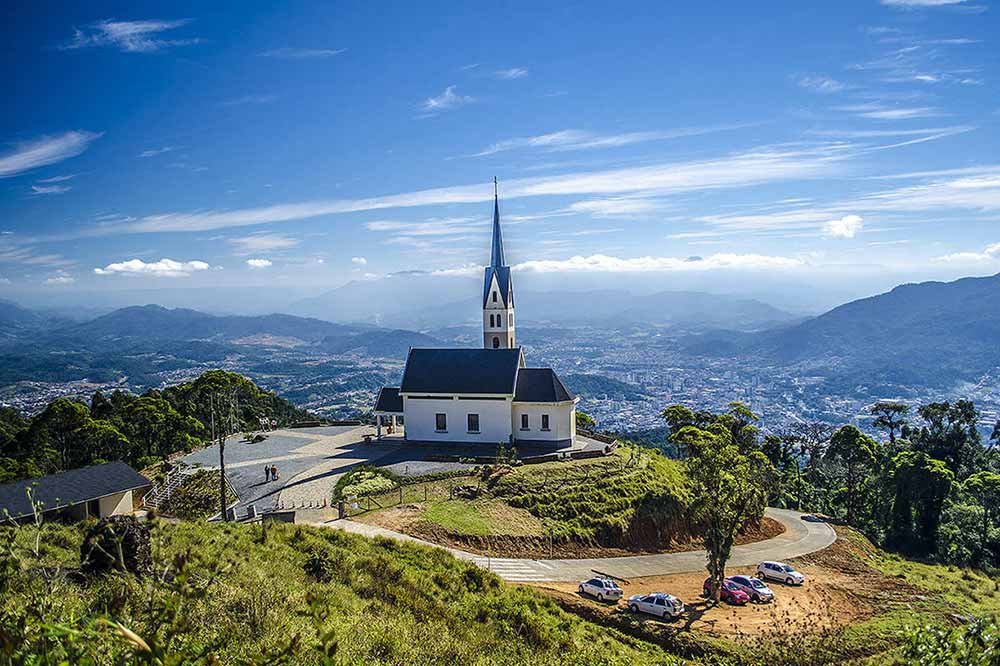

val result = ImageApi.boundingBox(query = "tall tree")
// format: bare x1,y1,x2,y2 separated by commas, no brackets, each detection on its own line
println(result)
911,401,980,476
871,402,909,444
890,450,954,555
962,471,1000,563
678,422,774,602
825,425,880,525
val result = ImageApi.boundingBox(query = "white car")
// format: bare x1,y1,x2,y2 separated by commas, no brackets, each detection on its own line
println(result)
578,577,623,602
757,561,805,586
627,592,684,619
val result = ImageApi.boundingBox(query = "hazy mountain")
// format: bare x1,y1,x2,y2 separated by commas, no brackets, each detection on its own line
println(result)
563,373,648,402
292,276,797,332
683,273,1000,388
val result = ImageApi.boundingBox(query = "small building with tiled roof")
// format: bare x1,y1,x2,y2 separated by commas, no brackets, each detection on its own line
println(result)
373,181,578,446
0,461,151,524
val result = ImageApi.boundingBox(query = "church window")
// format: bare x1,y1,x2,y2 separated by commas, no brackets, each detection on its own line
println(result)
541,414,550,431
508,313,513,326
492,291,497,302
467,413,480,433
489,314,494,327
435,413,447,431
492,336,500,349
520,414,529,430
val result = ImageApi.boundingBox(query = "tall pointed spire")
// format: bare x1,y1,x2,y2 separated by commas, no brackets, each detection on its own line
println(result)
490,176,505,267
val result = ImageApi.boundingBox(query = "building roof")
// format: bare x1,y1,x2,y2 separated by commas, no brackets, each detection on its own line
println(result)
400,347,523,395
0,461,151,520
514,368,576,403
490,180,505,268
373,386,403,413
483,181,514,308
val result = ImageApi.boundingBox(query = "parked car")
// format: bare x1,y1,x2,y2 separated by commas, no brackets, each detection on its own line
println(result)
703,577,750,605
728,575,775,603
627,592,685,619
578,577,624,602
757,561,805,586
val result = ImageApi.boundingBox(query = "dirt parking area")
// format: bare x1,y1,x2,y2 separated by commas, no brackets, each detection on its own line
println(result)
527,534,912,639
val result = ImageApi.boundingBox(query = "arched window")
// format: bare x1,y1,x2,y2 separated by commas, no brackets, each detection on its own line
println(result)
492,291,497,303
489,314,494,327
508,313,513,326
492,336,500,349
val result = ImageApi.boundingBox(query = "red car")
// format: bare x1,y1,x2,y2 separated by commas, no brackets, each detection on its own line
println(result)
703,577,750,605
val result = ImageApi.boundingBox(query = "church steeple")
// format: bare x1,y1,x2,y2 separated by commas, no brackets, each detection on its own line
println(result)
490,176,505,267
483,178,515,349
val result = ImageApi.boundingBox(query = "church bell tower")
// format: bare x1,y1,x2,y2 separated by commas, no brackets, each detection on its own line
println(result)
483,178,515,349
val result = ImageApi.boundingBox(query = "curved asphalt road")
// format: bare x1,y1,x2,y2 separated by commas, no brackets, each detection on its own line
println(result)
322,508,836,582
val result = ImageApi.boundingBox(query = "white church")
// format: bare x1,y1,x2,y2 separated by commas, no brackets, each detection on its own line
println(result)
373,181,579,447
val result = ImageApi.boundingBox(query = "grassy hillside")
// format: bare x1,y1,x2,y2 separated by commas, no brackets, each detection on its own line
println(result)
1,519,677,665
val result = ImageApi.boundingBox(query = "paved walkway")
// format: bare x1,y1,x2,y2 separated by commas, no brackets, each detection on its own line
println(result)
308,508,835,582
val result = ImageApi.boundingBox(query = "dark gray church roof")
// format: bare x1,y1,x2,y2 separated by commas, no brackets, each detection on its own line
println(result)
400,348,523,395
0,461,151,520
373,387,403,412
514,368,576,403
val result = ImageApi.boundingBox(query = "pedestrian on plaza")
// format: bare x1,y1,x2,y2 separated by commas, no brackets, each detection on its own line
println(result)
271,464,278,481
264,465,270,482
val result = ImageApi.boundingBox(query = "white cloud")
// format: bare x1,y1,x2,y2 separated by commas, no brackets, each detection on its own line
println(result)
44,274,75,285
246,258,272,268
469,124,751,157
0,131,102,178
881,0,970,6
228,233,299,255
568,198,662,217
107,145,845,234
824,214,864,238
351,256,368,265
495,67,529,79
36,174,75,183
94,258,211,277
419,86,475,113
933,242,1000,263
61,19,200,53
510,253,805,273
259,47,345,58
0,277,10,285
838,104,941,120
796,75,846,93
31,184,72,195
138,146,178,158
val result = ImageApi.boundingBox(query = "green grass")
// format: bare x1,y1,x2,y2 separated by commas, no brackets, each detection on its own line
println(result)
424,499,544,537
1,518,682,665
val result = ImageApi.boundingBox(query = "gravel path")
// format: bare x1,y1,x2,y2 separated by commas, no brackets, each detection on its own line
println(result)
311,508,836,582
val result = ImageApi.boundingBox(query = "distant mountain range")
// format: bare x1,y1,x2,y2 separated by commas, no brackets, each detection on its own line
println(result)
686,273,1000,388
290,274,798,332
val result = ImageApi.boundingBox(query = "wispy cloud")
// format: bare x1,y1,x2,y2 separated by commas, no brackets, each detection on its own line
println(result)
568,197,664,217
44,273,75,285
30,184,71,195
796,74,847,93
61,19,199,53
881,0,971,6
419,86,475,114
94,258,211,277
468,124,753,157
97,145,847,234
245,258,272,268
933,242,1000,263
511,253,805,273
220,94,277,107
36,174,76,183
259,47,345,59
228,233,299,255
351,256,367,265
837,103,941,119
138,146,178,158
495,67,529,79
0,131,101,178
823,214,864,238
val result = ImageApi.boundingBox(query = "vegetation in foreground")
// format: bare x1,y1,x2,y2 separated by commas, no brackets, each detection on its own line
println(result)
0,517,678,665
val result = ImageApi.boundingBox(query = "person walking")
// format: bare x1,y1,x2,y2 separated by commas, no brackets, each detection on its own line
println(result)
264,465,270,482
271,464,278,481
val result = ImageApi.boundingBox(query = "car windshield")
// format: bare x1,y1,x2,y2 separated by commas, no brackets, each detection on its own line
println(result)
751,580,766,589
724,582,738,590
781,565,796,572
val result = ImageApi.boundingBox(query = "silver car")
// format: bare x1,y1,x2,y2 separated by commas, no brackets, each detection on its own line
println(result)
578,577,623,602
757,561,805,586
627,592,684,619
728,575,774,603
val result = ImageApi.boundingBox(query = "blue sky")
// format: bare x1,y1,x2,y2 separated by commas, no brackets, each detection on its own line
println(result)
1,0,998,304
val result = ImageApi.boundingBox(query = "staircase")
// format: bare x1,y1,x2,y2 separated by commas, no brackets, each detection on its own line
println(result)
143,463,190,511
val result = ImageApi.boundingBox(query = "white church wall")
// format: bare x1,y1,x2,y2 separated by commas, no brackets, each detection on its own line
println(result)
512,402,576,442
403,396,513,443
